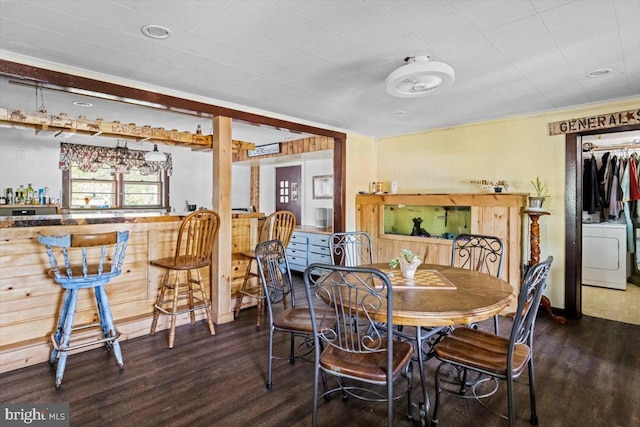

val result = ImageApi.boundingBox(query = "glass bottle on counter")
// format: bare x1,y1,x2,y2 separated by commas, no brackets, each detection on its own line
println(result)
17,184,25,204
26,183,34,204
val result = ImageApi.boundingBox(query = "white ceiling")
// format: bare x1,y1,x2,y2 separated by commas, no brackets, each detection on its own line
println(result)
0,0,639,140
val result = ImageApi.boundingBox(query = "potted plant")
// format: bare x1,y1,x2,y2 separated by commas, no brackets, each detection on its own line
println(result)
493,180,509,193
529,175,549,209
389,249,421,279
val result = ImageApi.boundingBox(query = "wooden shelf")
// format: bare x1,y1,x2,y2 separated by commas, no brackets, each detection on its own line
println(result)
0,107,255,152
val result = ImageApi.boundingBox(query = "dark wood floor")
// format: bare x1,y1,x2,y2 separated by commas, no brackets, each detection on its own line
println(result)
1,276,638,427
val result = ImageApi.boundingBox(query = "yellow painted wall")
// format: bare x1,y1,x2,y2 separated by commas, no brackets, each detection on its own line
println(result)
344,133,376,231
345,97,640,308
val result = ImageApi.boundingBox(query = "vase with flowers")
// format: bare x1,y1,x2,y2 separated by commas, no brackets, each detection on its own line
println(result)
389,249,421,279
471,179,509,193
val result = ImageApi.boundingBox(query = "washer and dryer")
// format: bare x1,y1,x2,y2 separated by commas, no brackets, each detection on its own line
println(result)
582,222,629,290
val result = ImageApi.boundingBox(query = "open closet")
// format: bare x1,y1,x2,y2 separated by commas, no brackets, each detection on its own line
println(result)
580,130,640,324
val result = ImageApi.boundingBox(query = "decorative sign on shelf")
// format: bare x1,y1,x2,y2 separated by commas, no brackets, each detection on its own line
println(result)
548,109,640,135
247,143,280,157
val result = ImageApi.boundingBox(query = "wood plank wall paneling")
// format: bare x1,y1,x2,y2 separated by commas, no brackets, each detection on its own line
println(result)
0,217,257,371
231,136,334,162
356,194,527,308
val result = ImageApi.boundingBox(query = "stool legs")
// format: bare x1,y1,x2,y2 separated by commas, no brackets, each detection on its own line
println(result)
234,258,254,318
53,289,78,389
151,268,215,348
192,269,216,336
149,270,169,337
234,257,266,327
95,285,124,368
169,272,181,348
50,289,74,365
51,285,122,389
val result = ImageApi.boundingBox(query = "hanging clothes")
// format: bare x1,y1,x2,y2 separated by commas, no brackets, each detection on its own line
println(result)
603,153,614,208
598,152,610,208
608,156,622,220
583,155,600,214
629,153,640,201
620,156,634,252
635,154,640,222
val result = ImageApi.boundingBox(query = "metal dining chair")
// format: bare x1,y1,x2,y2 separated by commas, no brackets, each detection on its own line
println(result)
234,210,296,327
432,256,553,427
451,233,505,334
149,210,220,348
329,231,373,266
255,239,336,390
303,263,414,427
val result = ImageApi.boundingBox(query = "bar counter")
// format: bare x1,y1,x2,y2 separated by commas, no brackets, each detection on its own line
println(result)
0,210,263,372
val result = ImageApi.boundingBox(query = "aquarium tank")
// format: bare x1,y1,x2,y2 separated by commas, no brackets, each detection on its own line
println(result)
383,205,471,239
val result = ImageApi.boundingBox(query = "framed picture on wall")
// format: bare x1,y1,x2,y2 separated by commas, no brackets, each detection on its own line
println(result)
312,175,333,199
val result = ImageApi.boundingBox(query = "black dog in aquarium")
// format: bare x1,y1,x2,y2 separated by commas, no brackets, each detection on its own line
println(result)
411,217,431,237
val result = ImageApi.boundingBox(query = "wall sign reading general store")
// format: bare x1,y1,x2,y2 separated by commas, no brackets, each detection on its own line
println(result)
548,109,640,135
247,142,280,157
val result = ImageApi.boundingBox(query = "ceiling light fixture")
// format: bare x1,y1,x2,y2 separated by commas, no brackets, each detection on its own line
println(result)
141,24,172,40
145,144,167,162
73,101,92,107
386,56,455,98
586,68,613,78
114,141,131,174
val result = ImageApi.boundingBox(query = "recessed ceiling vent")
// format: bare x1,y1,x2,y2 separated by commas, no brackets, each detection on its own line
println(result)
386,56,455,98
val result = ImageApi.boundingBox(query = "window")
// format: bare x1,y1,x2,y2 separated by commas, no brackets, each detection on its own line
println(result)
64,165,168,210
65,165,168,209
59,142,171,210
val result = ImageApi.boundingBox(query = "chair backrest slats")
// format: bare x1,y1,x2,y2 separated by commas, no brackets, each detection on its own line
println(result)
260,211,296,247
38,231,129,286
304,264,391,355
329,231,373,267
508,256,553,361
451,234,504,278
255,239,294,314
174,210,220,265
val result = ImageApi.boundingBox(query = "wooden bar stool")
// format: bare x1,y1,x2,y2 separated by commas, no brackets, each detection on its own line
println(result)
38,230,129,389
149,210,220,348
234,211,296,327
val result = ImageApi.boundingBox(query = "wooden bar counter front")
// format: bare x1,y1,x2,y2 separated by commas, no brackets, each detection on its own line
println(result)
0,211,262,373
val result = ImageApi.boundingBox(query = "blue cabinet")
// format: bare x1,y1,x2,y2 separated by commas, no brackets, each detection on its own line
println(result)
287,230,331,272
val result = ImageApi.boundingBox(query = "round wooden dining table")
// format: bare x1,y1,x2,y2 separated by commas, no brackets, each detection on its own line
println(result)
367,262,516,427
370,263,516,327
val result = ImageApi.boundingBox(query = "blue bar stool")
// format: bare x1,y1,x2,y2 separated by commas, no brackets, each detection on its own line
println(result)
38,231,129,389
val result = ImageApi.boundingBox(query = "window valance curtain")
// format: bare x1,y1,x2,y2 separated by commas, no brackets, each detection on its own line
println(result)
59,142,172,175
